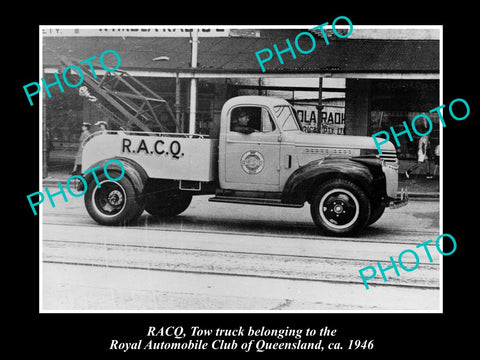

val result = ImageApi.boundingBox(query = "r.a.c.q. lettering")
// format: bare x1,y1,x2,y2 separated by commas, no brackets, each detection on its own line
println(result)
121,138,184,159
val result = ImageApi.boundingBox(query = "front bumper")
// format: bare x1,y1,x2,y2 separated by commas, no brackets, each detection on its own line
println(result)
381,160,399,198
380,158,408,209
389,188,409,209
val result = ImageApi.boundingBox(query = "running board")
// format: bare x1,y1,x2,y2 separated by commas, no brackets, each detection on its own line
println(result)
208,195,303,208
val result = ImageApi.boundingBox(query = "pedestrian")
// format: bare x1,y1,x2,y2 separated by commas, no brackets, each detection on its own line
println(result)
95,120,108,132
72,122,91,174
45,127,54,165
433,144,440,177
405,133,433,179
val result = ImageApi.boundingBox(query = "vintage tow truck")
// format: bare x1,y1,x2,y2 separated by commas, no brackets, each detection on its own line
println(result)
79,94,407,236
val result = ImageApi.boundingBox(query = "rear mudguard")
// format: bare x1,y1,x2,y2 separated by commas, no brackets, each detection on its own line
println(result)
281,156,386,205
79,157,148,196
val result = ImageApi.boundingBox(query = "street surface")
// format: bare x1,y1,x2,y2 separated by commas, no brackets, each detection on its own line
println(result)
41,190,441,311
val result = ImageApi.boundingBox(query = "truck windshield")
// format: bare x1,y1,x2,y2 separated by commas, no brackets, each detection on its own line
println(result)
274,105,300,131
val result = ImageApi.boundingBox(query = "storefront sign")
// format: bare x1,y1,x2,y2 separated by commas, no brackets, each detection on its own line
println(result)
42,28,242,37
295,105,319,132
320,107,345,135
295,105,345,134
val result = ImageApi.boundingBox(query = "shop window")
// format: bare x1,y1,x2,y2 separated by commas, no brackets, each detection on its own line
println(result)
370,110,440,160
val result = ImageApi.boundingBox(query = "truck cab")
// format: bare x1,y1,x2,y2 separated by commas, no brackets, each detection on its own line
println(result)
79,95,407,236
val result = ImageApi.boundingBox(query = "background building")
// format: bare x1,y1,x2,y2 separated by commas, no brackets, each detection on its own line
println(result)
42,26,440,175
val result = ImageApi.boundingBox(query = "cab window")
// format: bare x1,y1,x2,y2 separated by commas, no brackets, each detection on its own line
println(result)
230,106,276,134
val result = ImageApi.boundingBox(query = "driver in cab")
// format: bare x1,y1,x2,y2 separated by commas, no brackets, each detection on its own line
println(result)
231,110,260,134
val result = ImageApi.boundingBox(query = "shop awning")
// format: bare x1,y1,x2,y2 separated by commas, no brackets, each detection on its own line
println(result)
43,31,439,79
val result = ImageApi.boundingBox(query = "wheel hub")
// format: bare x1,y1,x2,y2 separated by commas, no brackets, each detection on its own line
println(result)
319,189,360,229
333,203,344,214
107,190,123,206
92,181,127,216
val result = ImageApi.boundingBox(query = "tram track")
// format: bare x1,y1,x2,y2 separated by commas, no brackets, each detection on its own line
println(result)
43,259,438,290
40,197,441,310
42,223,440,290
42,217,440,245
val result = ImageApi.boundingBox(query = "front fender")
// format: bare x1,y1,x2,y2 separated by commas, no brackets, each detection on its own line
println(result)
282,156,384,205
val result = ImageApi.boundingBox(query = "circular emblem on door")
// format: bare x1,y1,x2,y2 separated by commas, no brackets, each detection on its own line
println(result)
240,151,265,174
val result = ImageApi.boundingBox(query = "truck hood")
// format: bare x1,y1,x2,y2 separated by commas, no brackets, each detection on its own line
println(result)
283,131,395,154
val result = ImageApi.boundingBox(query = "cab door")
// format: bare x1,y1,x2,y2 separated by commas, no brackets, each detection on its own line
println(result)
224,105,281,192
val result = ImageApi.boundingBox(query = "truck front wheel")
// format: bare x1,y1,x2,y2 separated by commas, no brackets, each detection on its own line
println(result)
367,201,386,226
85,171,145,226
310,179,371,236
145,190,192,217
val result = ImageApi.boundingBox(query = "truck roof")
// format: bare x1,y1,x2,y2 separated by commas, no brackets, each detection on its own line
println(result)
223,95,292,108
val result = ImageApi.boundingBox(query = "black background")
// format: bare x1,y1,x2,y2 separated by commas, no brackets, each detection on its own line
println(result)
12,4,476,357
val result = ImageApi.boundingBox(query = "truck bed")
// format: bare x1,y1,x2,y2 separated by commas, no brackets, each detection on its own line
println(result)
81,131,218,182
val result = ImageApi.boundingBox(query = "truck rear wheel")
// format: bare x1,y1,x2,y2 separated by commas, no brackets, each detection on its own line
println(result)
310,179,371,236
145,190,192,217
85,171,145,226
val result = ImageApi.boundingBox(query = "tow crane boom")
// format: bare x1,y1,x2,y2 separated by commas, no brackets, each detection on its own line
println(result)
49,49,180,133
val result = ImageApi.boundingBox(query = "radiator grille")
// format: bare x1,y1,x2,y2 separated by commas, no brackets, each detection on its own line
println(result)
303,148,353,156
379,150,398,164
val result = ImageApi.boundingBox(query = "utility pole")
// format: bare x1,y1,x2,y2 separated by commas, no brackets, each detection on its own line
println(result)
188,29,198,134
42,89,48,178
175,73,182,131
317,77,324,133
